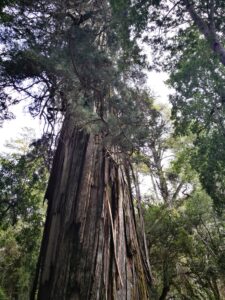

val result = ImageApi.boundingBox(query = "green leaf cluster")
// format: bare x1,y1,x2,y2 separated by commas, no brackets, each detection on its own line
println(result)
145,190,225,299
0,130,48,299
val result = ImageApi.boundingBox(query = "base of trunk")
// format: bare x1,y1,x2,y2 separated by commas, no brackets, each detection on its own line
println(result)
33,114,150,299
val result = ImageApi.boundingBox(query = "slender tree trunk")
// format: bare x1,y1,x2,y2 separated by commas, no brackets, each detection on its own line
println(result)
32,112,150,299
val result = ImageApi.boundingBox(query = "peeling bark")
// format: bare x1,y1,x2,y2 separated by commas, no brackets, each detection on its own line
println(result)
32,112,150,300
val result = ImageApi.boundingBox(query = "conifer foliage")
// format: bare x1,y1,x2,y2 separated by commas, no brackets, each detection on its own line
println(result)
1,0,225,299
1,0,152,299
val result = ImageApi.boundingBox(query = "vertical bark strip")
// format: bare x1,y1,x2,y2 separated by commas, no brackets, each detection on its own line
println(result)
34,112,150,299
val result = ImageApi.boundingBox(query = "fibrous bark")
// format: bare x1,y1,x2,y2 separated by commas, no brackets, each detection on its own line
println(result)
32,112,150,299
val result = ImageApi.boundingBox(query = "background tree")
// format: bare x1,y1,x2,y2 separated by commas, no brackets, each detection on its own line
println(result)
119,0,225,210
0,129,48,300
145,189,225,300
139,129,225,299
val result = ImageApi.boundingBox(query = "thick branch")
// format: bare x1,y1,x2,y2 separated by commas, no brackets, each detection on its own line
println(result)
171,181,184,202
183,0,225,67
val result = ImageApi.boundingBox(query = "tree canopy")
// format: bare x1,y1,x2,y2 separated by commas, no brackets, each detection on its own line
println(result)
1,0,225,299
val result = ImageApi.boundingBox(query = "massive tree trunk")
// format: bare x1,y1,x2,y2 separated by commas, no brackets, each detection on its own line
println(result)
32,111,150,299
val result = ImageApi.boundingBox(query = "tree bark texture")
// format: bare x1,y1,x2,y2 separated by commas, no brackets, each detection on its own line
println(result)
33,113,150,300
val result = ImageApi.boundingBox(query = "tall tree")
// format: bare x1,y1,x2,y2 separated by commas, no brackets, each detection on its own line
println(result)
0,128,48,299
0,0,152,299
122,0,225,209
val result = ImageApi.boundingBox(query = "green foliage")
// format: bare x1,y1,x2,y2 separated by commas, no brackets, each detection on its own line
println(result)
0,287,8,300
110,0,148,66
165,29,225,210
141,3,225,211
145,190,225,299
2,50,46,81
168,33,225,135
0,140,48,226
1,1,225,299
105,88,155,151
107,3,225,298
190,131,225,211
0,129,48,299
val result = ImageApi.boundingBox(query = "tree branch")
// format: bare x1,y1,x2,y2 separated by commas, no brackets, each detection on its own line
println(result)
183,0,225,67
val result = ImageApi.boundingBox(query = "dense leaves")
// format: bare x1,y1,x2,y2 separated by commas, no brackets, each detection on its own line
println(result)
1,0,225,298
0,130,48,299
145,192,225,299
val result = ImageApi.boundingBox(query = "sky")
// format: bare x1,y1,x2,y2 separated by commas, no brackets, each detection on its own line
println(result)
147,70,171,104
0,102,43,151
0,70,171,152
